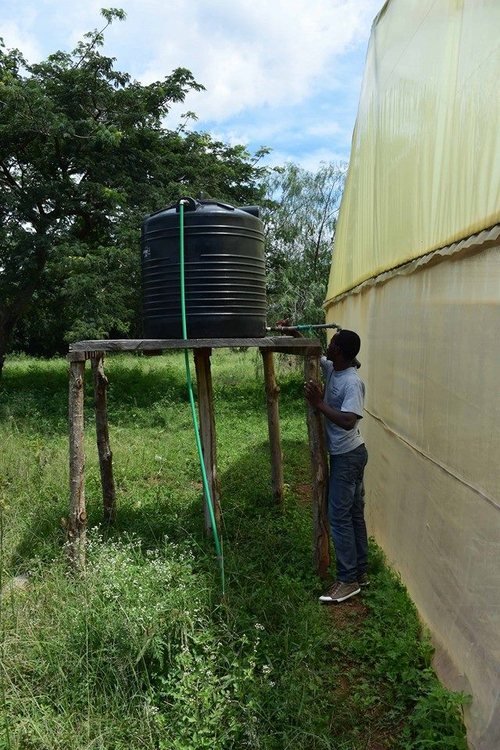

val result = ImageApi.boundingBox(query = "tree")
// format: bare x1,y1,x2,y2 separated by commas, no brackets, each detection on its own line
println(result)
261,161,346,336
0,9,267,371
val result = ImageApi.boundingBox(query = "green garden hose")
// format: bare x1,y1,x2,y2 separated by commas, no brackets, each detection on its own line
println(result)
179,200,225,593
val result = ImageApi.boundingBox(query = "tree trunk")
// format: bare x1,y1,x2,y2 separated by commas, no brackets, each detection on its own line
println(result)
194,349,221,535
0,321,12,380
91,356,116,524
67,359,87,569
261,349,285,509
0,244,48,380
304,355,331,579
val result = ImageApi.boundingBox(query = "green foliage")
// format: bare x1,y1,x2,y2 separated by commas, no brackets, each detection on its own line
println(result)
0,11,267,365
261,162,347,337
0,354,468,749
403,683,470,749
341,545,470,749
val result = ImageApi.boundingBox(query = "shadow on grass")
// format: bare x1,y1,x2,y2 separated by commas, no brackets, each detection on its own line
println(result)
0,361,70,432
9,435,378,750
1,356,304,434
0,358,191,434
10,437,315,583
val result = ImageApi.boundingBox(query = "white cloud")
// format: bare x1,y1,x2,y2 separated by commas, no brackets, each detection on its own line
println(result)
0,0,377,115
306,122,343,138
263,147,349,173
127,0,380,121
0,0,381,167
0,17,43,62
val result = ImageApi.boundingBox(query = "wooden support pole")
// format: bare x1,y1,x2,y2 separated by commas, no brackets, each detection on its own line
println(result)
67,359,86,568
91,355,116,524
194,348,221,535
304,355,330,579
261,349,285,510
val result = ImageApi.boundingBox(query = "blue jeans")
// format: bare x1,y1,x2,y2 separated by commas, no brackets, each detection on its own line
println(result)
328,444,369,583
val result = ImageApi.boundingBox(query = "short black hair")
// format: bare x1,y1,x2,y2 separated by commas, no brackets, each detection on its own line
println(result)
334,330,361,360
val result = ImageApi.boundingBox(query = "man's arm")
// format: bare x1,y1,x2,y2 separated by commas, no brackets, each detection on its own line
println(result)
304,380,358,431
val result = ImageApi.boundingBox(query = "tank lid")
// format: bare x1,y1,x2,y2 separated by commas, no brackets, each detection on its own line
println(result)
146,196,260,219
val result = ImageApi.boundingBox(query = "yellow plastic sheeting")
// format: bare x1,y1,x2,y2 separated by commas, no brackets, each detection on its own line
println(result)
325,243,500,750
326,0,500,301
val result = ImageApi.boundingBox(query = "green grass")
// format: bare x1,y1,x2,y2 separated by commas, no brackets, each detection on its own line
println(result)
0,352,468,749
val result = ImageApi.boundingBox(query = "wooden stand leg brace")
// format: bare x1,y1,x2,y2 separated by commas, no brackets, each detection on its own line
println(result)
304,355,330,579
91,355,116,524
194,348,221,535
68,359,86,568
261,349,285,510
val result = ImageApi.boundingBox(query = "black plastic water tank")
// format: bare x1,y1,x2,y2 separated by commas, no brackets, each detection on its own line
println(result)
141,198,266,339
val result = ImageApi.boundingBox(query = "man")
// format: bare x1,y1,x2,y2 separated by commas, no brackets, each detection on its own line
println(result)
304,329,369,604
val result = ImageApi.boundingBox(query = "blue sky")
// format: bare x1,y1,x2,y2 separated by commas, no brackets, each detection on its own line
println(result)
0,0,382,171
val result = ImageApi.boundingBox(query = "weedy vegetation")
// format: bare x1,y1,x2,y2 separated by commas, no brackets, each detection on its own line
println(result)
0,353,468,749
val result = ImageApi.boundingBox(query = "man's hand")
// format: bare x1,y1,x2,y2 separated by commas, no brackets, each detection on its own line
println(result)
304,380,324,407
276,318,303,338
304,380,358,430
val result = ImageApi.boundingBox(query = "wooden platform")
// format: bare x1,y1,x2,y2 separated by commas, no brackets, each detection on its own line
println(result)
68,336,322,358
66,337,330,578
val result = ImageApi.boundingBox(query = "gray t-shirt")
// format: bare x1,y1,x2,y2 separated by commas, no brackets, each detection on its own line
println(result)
320,356,365,455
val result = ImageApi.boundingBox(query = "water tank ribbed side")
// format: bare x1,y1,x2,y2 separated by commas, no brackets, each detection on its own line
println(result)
141,202,266,338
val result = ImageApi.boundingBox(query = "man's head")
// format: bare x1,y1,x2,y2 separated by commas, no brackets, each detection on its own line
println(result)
327,329,361,368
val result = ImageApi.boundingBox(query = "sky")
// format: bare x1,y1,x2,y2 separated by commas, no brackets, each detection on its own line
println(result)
0,0,382,171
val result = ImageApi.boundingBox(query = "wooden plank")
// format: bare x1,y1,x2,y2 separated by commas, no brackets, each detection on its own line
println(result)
91,356,116,524
68,337,322,357
261,349,285,509
194,349,221,535
67,360,86,568
66,351,104,362
265,343,322,356
304,355,331,579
